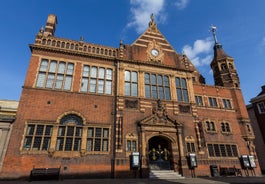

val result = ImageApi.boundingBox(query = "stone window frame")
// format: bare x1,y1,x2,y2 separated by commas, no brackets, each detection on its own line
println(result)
124,70,138,97
207,143,238,158
35,58,74,91
175,77,189,102
208,97,218,108
222,98,233,109
185,136,196,153
80,64,113,95
144,73,171,100
205,120,217,133
220,121,232,134
195,95,204,107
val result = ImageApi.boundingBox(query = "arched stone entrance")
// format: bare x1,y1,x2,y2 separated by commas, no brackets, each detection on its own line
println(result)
148,136,173,170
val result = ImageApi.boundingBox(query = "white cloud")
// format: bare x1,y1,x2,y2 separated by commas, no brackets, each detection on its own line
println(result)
175,0,189,10
127,0,166,33
182,37,214,67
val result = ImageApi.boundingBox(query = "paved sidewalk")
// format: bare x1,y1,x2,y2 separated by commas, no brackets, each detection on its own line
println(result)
0,177,265,184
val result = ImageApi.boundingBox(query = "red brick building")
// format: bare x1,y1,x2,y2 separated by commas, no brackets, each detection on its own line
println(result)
0,14,261,179
247,86,265,174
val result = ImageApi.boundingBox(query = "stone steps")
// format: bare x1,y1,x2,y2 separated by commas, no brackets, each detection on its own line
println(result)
149,170,185,179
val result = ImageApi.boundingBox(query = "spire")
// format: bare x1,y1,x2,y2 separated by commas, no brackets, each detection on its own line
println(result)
210,25,218,44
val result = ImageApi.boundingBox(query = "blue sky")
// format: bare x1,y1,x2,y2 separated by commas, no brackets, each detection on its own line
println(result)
1,0,265,104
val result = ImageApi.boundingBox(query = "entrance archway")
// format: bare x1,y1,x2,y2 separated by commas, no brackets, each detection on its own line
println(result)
148,136,172,170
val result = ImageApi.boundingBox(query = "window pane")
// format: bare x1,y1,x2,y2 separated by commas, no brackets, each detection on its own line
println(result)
46,74,55,88
127,140,131,151
58,62,66,74
152,85,157,99
157,75,162,85
36,73,46,87
98,68,105,79
33,137,41,149
105,81,112,94
220,144,226,157
55,74,64,89
106,69,112,80
49,61,57,72
214,144,220,157
132,83,138,96
64,76,72,90
103,129,109,138
42,138,50,150
45,126,53,136
175,77,180,87
125,71,130,81
165,87,171,100
58,127,65,136
81,78,88,92
40,59,48,72
94,139,101,151
208,144,214,156
164,76,169,86
65,138,73,151
132,141,136,151
145,73,150,84
26,125,35,135
132,72,137,82
183,90,189,102
158,86,164,99
66,63,74,75
83,65,90,77
76,127,82,136
177,89,182,101
74,138,81,151
124,82,130,96
95,128,101,137
98,80,104,93
90,79,96,92
181,78,187,88
56,138,64,151
102,140,108,151
23,137,32,149
151,74,156,84
67,126,74,136
36,125,44,135
88,128,94,137
232,145,238,157
91,67,97,77
226,145,232,157
87,139,93,151
145,85,151,98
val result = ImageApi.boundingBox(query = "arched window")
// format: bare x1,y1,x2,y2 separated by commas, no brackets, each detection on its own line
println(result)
56,114,83,151
206,121,216,131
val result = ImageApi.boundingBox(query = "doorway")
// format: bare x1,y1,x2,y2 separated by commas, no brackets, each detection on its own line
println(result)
148,136,172,170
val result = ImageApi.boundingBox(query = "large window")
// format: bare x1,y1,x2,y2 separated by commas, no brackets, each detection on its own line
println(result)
124,71,138,96
81,65,112,95
175,77,189,102
195,95,203,106
221,122,231,133
23,124,53,151
208,97,218,108
207,144,238,157
144,73,171,100
56,114,83,151
87,127,109,152
36,59,74,90
205,121,216,132
222,99,232,109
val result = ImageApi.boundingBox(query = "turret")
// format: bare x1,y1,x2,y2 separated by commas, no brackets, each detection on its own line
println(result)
210,26,240,88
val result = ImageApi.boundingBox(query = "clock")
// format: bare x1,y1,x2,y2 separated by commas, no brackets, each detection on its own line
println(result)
151,49,159,57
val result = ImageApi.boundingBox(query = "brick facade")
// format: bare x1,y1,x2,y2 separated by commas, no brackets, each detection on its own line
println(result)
0,14,261,179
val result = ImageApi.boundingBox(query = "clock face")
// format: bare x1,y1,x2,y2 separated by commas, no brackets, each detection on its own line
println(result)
151,49,159,57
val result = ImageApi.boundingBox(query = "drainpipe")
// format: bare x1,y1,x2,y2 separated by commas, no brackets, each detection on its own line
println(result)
111,59,118,178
